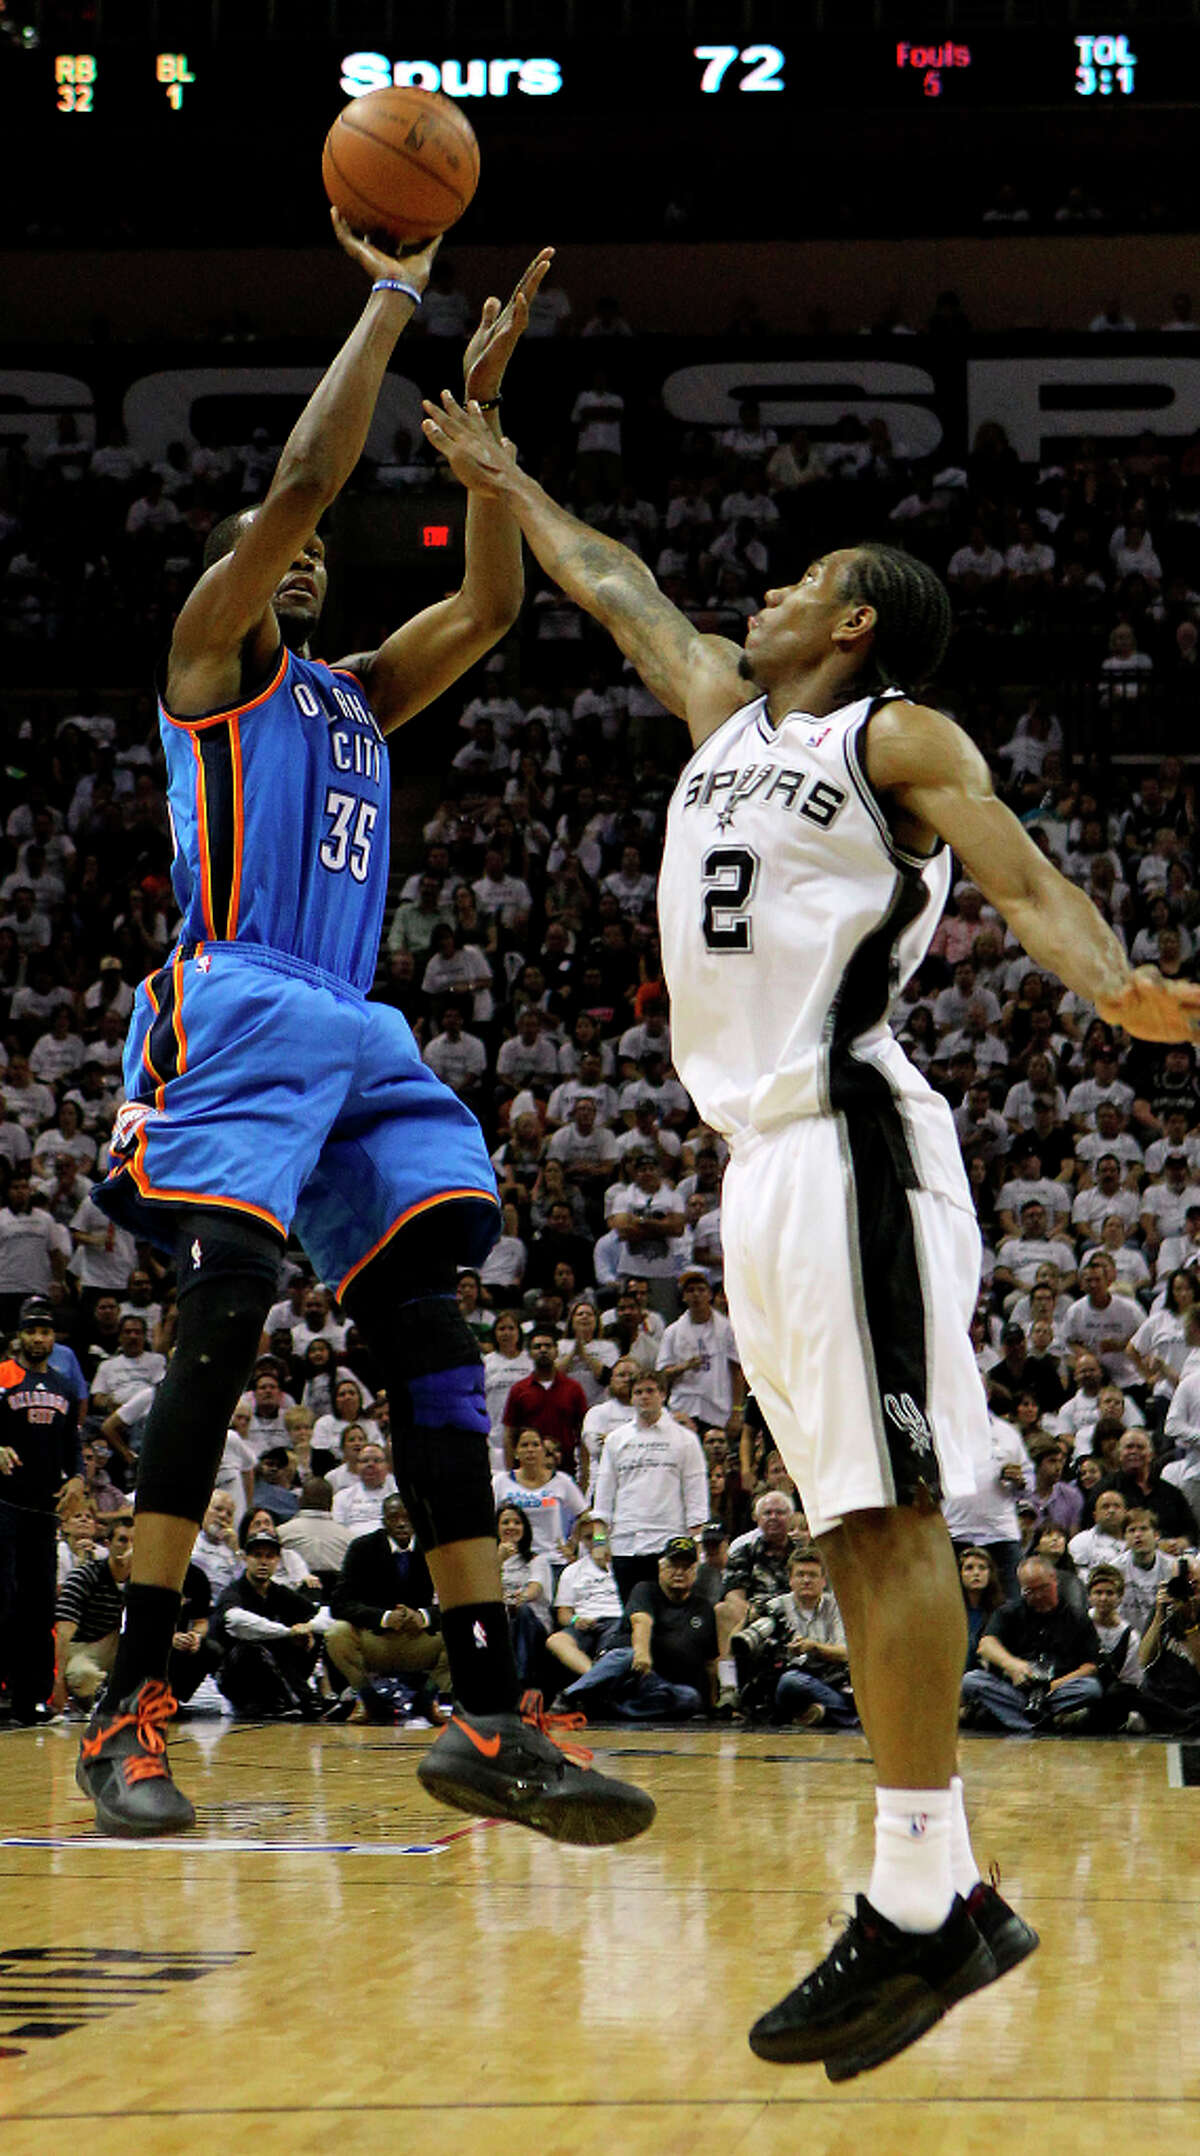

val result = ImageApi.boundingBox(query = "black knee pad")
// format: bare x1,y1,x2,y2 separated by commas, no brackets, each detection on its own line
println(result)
345,1272,494,1551
136,1256,278,1522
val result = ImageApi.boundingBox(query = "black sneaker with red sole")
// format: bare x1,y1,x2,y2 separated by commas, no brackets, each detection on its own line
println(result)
417,1690,656,1846
749,1893,995,2080
75,1680,196,1837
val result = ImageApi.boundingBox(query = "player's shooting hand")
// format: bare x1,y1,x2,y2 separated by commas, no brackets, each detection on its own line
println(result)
421,392,519,496
1096,967,1200,1044
330,209,442,296
464,246,555,402
0,1446,19,1476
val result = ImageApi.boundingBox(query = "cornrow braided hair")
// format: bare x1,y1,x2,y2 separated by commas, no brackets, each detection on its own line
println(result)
838,542,952,697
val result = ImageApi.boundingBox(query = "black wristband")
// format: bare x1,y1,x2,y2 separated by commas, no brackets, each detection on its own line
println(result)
474,396,502,411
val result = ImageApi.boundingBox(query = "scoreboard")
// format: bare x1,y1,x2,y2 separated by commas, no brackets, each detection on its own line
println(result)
10,28,1186,134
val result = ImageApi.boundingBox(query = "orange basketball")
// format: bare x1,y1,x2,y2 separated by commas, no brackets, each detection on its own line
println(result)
322,86,480,244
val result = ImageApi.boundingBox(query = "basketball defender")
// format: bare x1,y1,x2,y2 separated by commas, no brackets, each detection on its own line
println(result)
423,392,1200,2076
77,226,652,1850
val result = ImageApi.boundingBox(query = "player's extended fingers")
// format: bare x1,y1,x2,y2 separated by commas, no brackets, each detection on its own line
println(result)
516,246,555,296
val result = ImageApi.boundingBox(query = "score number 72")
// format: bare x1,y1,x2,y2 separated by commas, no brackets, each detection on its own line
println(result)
694,44,786,94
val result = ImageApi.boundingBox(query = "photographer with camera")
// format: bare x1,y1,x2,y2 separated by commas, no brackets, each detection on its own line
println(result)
960,1556,1103,1733
1137,1555,1200,1730
714,1489,797,1714
770,1548,858,1729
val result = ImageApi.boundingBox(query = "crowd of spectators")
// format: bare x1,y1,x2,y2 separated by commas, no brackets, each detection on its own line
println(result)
9,325,1200,1736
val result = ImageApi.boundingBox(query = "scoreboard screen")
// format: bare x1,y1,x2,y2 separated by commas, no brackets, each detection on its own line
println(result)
4,28,1187,136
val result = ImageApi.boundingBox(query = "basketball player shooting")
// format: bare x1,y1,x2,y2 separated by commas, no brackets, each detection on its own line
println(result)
76,226,654,1852
422,391,1200,2078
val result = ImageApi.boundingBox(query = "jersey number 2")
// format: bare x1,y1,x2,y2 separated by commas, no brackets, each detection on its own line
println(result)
320,789,377,883
701,845,760,951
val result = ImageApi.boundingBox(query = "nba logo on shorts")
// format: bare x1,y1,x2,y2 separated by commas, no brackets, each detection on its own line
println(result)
908,1813,929,1838
472,1621,488,1651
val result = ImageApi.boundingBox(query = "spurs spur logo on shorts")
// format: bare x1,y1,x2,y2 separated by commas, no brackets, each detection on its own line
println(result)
110,1100,160,1158
883,1392,933,1454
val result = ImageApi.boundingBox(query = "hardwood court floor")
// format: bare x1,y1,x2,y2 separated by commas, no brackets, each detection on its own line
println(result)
0,1716,1195,2154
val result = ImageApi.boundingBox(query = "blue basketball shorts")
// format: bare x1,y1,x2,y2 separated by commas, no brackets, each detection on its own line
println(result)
94,942,500,1298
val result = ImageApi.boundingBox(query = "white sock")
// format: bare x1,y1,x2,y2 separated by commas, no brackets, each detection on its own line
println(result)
717,1658,737,1688
949,1775,982,1898
867,1787,954,1933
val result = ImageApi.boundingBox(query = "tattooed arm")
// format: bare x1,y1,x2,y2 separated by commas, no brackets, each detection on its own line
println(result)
422,392,746,748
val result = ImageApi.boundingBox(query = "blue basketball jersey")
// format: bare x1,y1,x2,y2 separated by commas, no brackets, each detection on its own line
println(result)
159,647,389,992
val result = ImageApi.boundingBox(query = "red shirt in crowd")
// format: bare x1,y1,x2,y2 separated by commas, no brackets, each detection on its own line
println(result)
501,1370,588,1476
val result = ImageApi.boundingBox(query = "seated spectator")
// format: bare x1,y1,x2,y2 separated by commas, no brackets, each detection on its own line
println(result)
1022,1434,1084,1536
1069,1488,1129,1572
715,1490,798,1712
960,1555,1102,1732
251,1444,303,1524
190,1490,243,1597
768,1548,856,1729
52,1515,134,1709
423,1004,487,1108
330,1440,397,1539
496,1503,556,1686
1120,1508,1179,1631
1136,1555,1200,1729
959,1546,1008,1667
546,1513,626,1683
1060,1253,1145,1384
209,1525,321,1718
560,1535,716,1721
90,1312,166,1408
492,1426,587,1558
278,1477,353,1587
1086,1562,1144,1730
1114,1427,1198,1543
1030,1521,1088,1615
325,1494,447,1707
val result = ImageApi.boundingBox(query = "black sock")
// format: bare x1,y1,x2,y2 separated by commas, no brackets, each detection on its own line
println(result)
107,1584,184,1703
439,1603,520,1717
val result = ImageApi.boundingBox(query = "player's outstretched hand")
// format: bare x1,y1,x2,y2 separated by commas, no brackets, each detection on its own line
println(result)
422,391,520,496
330,208,441,297
1096,966,1200,1042
464,247,555,402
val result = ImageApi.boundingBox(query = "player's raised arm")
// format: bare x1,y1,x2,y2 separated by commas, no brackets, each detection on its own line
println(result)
167,216,440,717
869,700,1200,1042
339,250,553,736
421,392,746,747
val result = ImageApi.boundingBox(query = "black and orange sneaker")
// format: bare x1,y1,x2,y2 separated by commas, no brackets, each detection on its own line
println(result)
417,1689,656,1846
749,1893,995,2081
75,1680,196,1837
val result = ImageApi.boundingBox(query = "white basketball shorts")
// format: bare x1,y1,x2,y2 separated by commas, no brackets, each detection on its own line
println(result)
721,1098,990,1539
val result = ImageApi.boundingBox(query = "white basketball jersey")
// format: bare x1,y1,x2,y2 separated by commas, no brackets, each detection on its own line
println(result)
658,690,953,1145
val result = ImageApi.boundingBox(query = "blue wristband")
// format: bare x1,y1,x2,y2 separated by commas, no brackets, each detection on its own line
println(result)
372,278,422,304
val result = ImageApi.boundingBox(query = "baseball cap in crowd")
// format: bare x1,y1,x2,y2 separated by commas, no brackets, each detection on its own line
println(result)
678,1266,709,1287
1000,1322,1025,1344
699,1522,726,1545
18,1295,55,1327
258,1446,291,1468
98,955,122,972
662,1535,698,1563
245,1526,281,1550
